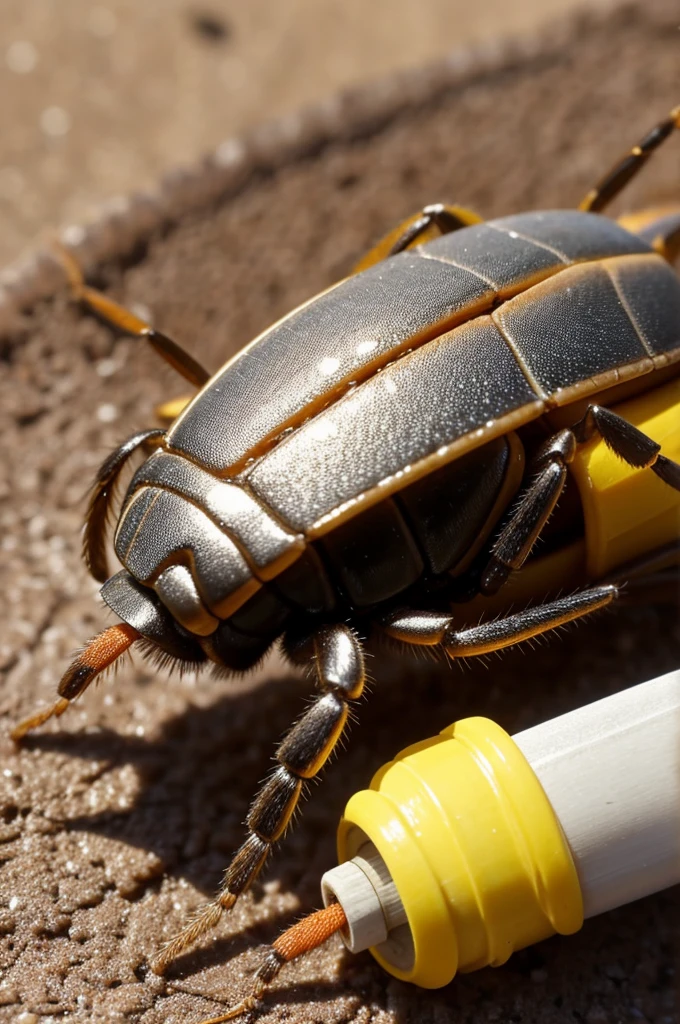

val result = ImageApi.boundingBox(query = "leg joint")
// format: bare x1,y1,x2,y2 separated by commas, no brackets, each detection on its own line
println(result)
313,625,365,699
246,766,303,843
277,692,348,779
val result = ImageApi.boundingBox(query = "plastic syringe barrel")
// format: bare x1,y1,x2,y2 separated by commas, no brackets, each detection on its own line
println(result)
513,668,680,919
321,669,680,987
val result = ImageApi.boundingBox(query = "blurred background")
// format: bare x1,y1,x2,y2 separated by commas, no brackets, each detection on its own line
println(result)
0,0,602,268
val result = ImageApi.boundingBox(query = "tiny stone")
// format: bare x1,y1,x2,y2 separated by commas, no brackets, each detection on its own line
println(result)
97,358,119,377
40,106,72,138
6,41,38,74
97,403,119,423
215,138,246,168
60,224,86,247
0,986,19,1005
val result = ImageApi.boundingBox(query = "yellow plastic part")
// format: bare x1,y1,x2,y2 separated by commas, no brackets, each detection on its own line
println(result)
337,717,583,988
569,374,680,579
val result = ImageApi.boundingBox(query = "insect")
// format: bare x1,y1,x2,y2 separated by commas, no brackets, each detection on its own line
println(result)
12,108,680,994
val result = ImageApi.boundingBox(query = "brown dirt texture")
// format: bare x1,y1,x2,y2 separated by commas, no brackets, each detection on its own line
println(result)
1,3,679,1022
0,0,596,267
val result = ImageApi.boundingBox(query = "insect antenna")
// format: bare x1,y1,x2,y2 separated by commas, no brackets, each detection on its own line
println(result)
198,901,348,1023
11,623,140,741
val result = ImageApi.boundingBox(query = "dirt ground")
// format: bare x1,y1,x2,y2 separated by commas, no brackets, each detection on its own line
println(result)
1,2,679,1022
0,0,599,268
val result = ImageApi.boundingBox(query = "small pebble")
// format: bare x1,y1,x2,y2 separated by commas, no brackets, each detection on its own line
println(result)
40,106,72,138
97,358,119,377
97,403,119,423
6,41,38,74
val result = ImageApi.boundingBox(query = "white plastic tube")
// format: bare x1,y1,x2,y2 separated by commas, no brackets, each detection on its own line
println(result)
513,667,680,919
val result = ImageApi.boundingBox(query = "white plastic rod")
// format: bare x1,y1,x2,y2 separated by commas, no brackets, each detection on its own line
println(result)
514,668,680,919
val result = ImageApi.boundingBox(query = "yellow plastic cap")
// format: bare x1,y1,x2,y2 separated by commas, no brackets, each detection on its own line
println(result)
337,717,583,988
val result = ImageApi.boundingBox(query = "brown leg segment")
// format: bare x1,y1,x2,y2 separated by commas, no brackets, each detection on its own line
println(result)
152,623,365,973
55,241,211,388
579,106,680,214
353,203,481,273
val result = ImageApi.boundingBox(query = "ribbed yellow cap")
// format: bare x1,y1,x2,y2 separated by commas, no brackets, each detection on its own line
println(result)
337,717,583,988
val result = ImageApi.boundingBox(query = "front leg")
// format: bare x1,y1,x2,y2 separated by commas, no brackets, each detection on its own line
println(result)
152,623,365,972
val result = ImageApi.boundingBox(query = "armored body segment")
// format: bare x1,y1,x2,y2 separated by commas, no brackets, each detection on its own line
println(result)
493,260,651,400
166,253,495,472
320,498,424,607
420,222,568,296
489,210,650,263
115,486,260,619
396,436,514,575
165,211,650,476
246,318,541,534
604,254,680,357
101,570,206,662
128,450,304,579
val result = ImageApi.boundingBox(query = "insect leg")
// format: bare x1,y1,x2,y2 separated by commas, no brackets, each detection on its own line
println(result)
152,623,365,973
84,428,165,582
353,203,481,272
617,206,680,264
154,395,193,426
11,623,140,741
55,241,210,387
480,429,575,596
575,404,680,491
479,405,680,598
579,106,680,214
382,584,617,653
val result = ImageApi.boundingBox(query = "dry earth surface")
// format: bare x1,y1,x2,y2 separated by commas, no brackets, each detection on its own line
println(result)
0,0,604,267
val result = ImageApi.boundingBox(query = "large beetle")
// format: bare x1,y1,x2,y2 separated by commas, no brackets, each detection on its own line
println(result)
14,108,680,970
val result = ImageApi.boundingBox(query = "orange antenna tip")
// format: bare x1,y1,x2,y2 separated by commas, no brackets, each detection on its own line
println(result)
58,622,140,698
197,902,348,1024
11,622,140,741
273,900,347,962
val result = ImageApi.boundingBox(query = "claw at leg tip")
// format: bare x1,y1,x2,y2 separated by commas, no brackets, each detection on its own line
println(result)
11,697,70,742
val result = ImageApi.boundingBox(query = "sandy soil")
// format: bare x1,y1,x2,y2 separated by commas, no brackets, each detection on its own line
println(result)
0,0,603,267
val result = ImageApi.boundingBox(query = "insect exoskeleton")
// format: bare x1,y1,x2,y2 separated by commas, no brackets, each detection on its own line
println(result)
13,108,680,987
